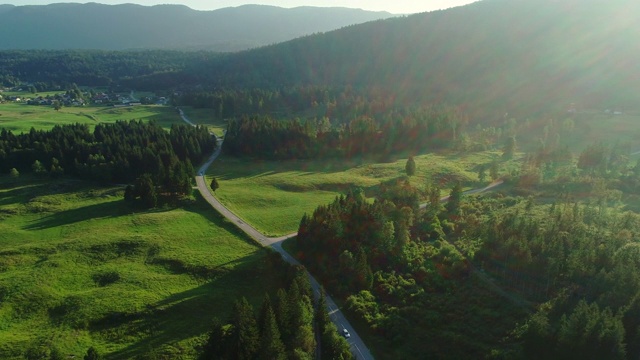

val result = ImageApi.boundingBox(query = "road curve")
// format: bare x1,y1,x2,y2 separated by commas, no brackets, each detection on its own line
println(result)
182,110,375,359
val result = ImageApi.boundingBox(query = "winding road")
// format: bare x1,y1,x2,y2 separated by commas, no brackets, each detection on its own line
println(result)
182,109,511,359
184,110,374,359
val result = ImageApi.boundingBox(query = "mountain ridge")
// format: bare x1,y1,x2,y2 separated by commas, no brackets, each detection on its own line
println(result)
0,3,394,51
202,0,640,119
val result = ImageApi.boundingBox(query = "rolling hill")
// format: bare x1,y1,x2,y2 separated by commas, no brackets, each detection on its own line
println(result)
0,3,393,51
202,0,640,119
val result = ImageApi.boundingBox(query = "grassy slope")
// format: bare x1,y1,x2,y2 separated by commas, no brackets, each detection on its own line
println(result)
0,103,181,133
0,176,276,359
207,151,502,236
177,106,228,137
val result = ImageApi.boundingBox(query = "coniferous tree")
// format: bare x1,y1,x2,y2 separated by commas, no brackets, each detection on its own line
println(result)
315,288,330,335
258,300,287,360
230,298,259,360
210,177,220,192
201,317,228,360
83,347,101,360
445,182,463,217
405,156,416,176
275,288,291,344
134,173,157,208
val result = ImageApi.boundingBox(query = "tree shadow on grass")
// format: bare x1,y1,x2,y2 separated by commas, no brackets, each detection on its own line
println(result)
182,191,265,249
23,200,135,230
212,155,375,182
0,179,88,207
96,256,273,360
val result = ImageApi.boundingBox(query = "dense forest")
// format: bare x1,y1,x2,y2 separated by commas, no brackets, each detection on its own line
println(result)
198,0,640,118
0,50,213,89
293,132,640,358
0,121,215,205
201,254,352,360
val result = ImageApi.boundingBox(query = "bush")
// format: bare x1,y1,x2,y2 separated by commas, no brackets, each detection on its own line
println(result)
92,270,121,286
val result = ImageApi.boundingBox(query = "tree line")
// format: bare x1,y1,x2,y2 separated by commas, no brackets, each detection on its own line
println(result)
0,120,215,205
223,105,461,160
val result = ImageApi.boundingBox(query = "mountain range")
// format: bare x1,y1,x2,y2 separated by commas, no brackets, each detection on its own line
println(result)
1,0,638,121
0,3,393,51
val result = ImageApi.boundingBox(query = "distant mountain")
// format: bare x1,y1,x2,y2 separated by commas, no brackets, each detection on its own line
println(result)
203,0,640,119
0,3,393,51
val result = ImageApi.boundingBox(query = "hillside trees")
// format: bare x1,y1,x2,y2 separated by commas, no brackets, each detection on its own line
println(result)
0,121,215,205
201,265,333,359
295,168,640,358
222,101,462,159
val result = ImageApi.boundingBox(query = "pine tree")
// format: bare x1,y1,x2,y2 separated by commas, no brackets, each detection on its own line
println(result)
275,288,291,344
258,301,287,360
445,182,463,217
315,288,330,335
201,317,228,360
210,177,220,192
83,347,101,360
135,173,157,208
405,156,416,176
230,298,259,360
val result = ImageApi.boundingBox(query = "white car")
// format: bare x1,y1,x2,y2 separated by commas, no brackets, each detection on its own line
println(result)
342,328,351,339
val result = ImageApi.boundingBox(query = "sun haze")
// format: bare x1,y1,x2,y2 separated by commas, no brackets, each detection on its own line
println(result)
7,0,478,14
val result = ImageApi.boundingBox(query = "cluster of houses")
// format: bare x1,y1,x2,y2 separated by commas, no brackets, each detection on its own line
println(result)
0,87,169,107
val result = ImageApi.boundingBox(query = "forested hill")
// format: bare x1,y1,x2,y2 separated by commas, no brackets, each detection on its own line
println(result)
0,3,393,51
204,0,640,119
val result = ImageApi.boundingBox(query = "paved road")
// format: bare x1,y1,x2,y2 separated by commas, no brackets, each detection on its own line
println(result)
182,109,375,359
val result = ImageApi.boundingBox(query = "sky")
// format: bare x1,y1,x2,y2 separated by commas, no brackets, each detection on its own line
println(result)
4,0,479,14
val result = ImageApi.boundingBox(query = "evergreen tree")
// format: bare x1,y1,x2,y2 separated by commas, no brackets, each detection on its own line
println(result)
258,301,287,360
275,288,291,344
315,288,330,335
321,321,354,360
135,173,157,208
405,156,416,176
445,182,463,217
230,297,259,360
201,317,228,360
210,177,220,192
9,167,19,178
83,347,101,360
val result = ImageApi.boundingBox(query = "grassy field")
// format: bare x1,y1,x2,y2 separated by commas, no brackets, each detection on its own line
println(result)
206,151,503,236
0,176,279,359
0,103,183,133
177,106,228,137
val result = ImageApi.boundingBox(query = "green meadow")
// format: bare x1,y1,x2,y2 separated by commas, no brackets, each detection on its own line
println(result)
0,103,182,133
0,176,277,359
177,106,228,137
207,151,503,236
